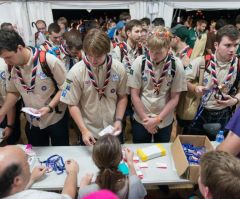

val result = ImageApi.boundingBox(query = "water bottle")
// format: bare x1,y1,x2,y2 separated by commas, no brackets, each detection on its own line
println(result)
216,130,224,143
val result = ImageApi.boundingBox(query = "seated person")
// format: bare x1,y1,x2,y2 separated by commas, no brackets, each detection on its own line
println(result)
78,134,146,199
217,107,240,156
198,150,240,199
0,145,79,199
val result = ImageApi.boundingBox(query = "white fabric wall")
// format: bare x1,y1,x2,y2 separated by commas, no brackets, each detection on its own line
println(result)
27,2,54,35
0,1,31,44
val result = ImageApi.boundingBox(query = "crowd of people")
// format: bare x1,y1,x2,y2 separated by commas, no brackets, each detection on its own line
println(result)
0,11,240,199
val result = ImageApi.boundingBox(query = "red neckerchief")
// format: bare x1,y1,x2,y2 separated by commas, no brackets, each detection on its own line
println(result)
83,55,112,100
15,48,39,93
146,52,172,95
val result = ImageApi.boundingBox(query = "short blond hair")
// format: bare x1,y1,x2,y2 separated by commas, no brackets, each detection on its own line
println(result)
147,26,172,50
83,28,110,56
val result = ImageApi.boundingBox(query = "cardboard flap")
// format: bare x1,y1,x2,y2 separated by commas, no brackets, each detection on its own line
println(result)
189,165,200,183
171,136,189,176
179,135,205,146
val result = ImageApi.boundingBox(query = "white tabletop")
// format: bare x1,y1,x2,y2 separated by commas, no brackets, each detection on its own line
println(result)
30,143,190,190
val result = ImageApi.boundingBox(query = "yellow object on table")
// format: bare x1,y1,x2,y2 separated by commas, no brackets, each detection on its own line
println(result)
137,144,166,162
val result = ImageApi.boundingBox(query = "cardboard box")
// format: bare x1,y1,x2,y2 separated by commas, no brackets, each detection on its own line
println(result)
171,135,213,183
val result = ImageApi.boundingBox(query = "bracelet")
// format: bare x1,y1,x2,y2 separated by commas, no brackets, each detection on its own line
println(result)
47,105,54,113
233,96,239,105
115,118,122,123
6,124,14,129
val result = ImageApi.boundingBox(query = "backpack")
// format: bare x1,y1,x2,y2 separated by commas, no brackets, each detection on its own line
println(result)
30,46,62,113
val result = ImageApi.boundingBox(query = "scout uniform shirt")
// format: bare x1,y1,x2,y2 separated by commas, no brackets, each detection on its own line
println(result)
127,55,187,128
40,39,65,62
112,41,143,74
0,58,8,106
185,55,239,110
60,56,127,138
6,48,67,129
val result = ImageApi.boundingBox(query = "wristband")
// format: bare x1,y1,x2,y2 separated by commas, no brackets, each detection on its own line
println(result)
47,105,54,113
115,118,122,123
6,124,14,129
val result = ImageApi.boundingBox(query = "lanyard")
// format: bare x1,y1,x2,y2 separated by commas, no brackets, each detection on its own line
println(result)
38,154,65,175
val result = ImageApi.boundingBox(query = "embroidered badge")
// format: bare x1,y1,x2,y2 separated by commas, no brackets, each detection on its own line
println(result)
111,88,116,93
41,85,47,91
61,89,67,97
0,71,5,80
38,71,47,80
111,74,119,81
130,69,134,75
142,76,147,81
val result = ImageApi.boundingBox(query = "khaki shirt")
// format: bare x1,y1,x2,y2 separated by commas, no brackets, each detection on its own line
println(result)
60,57,127,138
0,58,7,106
185,55,239,110
6,48,67,129
112,41,143,74
127,55,187,128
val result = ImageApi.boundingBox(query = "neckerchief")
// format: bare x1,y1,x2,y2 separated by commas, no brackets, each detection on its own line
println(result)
178,46,191,59
15,48,39,93
209,54,236,92
120,41,142,70
146,52,172,95
83,55,112,100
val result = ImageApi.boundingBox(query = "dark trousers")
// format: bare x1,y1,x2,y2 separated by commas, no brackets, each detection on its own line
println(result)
0,100,21,144
25,112,69,146
183,107,232,140
132,119,172,143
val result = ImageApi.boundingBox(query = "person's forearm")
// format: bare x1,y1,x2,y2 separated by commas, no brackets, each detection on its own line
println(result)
48,91,61,108
115,95,128,119
131,94,148,120
187,82,196,93
6,105,16,126
0,92,19,117
62,172,78,199
158,93,180,121
68,105,88,133
127,162,137,176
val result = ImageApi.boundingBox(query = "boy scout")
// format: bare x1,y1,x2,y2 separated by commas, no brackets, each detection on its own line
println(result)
62,29,83,71
60,29,128,146
185,25,240,137
128,26,187,143
0,58,21,144
112,19,143,74
0,30,68,146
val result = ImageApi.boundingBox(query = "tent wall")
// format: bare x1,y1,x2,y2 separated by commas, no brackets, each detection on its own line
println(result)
0,1,239,44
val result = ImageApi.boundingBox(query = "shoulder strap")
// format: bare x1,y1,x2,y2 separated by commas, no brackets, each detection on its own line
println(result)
39,51,62,113
119,42,124,62
141,55,146,76
171,56,176,79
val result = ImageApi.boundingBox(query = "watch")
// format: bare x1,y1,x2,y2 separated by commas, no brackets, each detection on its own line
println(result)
47,105,54,113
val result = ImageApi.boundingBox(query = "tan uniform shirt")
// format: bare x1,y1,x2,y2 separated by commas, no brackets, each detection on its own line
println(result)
6,48,67,129
0,58,8,106
112,41,143,74
185,55,239,110
60,57,127,138
127,55,187,128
